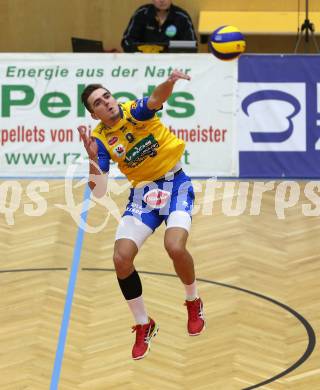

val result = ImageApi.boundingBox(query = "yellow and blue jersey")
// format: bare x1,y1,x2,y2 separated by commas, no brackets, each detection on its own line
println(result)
92,97,185,186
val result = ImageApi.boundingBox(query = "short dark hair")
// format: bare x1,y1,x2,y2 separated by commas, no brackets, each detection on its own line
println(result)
81,84,110,112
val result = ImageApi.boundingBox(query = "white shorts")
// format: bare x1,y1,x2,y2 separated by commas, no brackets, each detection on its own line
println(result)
115,211,192,249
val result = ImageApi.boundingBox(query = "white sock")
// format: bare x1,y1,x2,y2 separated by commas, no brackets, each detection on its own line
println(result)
127,296,149,325
184,280,198,301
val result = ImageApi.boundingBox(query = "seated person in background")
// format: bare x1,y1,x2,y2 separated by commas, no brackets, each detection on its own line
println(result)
121,0,197,52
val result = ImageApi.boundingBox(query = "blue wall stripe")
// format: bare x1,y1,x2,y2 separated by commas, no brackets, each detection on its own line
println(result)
50,184,91,390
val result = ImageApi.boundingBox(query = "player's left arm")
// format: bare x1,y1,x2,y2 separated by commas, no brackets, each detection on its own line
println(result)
147,69,191,110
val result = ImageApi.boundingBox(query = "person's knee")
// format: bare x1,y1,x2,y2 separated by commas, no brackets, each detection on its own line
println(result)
113,247,135,274
165,239,186,260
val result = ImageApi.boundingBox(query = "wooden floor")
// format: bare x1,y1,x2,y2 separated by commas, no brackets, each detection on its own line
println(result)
0,179,319,389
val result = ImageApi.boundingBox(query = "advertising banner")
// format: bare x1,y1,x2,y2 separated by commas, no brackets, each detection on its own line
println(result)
238,54,320,178
0,53,237,178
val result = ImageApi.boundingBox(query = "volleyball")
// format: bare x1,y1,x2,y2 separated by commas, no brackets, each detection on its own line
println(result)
209,25,246,61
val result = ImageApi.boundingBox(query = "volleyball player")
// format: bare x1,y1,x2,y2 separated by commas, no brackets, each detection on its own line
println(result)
78,69,205,360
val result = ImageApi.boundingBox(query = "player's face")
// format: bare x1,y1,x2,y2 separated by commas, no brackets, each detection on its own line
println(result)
88,88,121,126
153,0,171,11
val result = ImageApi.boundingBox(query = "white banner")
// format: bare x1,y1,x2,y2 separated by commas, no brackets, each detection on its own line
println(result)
0,53,237,178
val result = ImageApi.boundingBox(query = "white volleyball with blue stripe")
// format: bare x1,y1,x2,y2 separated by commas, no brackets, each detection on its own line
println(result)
209,25,246,61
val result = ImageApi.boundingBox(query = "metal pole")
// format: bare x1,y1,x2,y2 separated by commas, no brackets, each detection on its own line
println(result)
305,0,309,43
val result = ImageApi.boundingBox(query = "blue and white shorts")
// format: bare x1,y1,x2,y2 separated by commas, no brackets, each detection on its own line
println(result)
115,169,195,248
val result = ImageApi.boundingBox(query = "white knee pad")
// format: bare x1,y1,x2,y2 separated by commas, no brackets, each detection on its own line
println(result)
115,215,153,249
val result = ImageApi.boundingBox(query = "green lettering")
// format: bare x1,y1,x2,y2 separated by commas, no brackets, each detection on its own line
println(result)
77,84,86,117
144,66,155,77
183,149,190,164
40,92,70,118
6,66,16,77
167,92,195,118
76,69,85,77
2,85,34,117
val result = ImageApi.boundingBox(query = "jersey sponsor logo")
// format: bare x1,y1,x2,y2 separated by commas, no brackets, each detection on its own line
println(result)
108,136,118,145
124,134,159,167
113,144,125,158
143,189,171,209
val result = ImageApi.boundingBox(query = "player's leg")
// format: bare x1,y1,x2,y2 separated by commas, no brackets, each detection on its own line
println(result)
164,216,205,336
114,216,150,326
164,172,196,288
164,224,195,286
163,170,206,335
114,215,159,359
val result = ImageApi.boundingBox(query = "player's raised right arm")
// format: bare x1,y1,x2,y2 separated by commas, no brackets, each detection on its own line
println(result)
78,126,107,198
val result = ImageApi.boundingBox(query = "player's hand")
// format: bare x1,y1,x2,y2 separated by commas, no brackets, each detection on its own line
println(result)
168,69,191,83
77,126,98,160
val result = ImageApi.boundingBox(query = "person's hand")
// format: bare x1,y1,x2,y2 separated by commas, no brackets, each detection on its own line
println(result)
78,126,98,160
167,69,191,83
